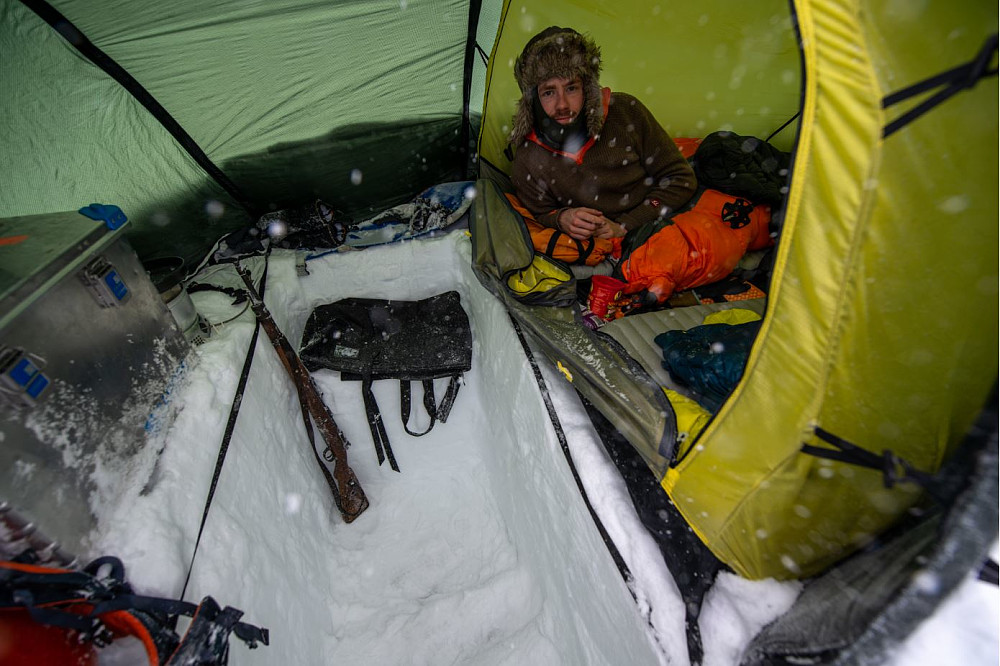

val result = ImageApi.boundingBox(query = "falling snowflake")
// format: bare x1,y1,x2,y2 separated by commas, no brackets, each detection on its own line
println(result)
204,200,225,218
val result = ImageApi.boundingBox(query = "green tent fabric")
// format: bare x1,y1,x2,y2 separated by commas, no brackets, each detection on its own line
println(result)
2,0,501,267
2,0,998,661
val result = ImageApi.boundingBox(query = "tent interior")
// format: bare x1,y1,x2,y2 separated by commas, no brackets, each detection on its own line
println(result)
1,0,998,664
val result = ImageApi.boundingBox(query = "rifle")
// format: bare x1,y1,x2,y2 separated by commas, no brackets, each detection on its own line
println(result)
235,263,369,523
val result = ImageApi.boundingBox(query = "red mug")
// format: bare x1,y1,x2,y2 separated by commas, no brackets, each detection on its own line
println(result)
588,275,629,319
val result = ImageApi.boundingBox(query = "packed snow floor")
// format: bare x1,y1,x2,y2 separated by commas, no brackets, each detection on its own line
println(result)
89,232,998,665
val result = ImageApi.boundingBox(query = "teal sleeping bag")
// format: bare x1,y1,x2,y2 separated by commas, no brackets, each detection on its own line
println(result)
654,321,762,412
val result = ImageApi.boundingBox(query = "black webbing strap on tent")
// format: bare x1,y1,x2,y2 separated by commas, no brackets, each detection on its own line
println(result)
179,259,268,603
882,33,998,138
979,558,1000,585
475,43,489,66
460,0,484,178
508,317,631,580
20,0,258,218
509,316,705,660
765,111,801,143
802,426,940,497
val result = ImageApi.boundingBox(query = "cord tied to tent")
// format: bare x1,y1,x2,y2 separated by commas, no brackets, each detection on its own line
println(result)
881,33,998,138
802,427,939,497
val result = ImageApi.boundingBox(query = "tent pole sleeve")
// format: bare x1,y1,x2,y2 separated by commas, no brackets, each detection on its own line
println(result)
461,0,484,178
19,0,260,219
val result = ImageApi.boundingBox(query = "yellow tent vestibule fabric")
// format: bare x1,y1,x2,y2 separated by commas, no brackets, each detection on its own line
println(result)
479,0,998,579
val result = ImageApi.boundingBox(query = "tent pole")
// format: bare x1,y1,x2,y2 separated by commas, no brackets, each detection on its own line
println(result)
461,0,484,179
19,0,260,220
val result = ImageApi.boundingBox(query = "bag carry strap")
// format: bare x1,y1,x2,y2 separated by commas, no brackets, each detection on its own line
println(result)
399,375,464,437
437,375,462,423
401,380,437,437
362,376,399,472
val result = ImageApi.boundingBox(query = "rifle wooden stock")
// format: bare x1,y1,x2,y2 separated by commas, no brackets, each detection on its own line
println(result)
236,266,369,522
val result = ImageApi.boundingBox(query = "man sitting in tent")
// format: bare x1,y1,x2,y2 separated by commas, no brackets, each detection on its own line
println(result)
509,26,697,241
508,26,773,306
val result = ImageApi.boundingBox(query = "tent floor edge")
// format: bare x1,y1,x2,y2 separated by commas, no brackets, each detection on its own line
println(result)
578,394,725,666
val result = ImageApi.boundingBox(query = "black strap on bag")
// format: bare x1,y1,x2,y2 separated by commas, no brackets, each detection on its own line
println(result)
362,375,399,470
401,375,463,437
298,291,473,471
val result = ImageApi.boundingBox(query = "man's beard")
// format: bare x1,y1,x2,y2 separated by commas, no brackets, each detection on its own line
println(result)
532,93,588,152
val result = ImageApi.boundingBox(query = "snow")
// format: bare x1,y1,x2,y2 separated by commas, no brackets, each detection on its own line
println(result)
83,231,997,665
884,550,999,666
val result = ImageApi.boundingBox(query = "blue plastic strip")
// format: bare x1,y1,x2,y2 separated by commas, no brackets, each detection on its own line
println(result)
78,203,128,230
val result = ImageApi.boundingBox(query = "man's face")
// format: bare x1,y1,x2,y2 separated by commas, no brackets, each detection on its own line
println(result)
537,76,584,125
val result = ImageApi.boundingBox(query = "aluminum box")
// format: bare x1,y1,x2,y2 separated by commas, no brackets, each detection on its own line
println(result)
1,209,189,557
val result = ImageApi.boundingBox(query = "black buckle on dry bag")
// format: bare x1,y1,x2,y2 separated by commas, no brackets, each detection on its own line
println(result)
721,199,754,229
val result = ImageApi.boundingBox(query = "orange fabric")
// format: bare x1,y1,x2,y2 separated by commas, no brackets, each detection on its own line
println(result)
620,189,772,302
0,561,160,665
700,283,767,304
0,560,74,575
673,137,702,159
101,609,161,666
0,234,28,247
0,609,98,665
0,602,160,666
505,193,617,266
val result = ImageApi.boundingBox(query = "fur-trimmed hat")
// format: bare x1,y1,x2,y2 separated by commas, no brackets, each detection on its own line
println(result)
510,27,603,147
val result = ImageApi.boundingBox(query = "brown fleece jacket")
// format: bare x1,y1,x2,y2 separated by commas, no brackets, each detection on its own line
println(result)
511,92,697,231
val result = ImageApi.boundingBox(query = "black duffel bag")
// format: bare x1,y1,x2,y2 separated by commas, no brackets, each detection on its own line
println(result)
299,291,472,471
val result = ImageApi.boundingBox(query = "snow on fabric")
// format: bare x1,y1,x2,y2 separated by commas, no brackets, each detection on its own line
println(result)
342,181,475,248
87,232,997,665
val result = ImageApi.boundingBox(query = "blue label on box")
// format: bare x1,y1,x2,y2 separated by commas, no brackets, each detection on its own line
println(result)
26,373,49,399
104,270,129,300
9,358,38,387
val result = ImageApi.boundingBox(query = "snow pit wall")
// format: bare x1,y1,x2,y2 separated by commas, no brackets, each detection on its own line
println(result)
106,233,660,664
283,234,659,663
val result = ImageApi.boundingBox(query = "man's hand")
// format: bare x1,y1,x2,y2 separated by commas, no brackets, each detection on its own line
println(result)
594,219,627,239
557,207,613,240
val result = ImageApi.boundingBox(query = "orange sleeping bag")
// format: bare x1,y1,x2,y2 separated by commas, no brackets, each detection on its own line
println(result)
619,189,773,302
